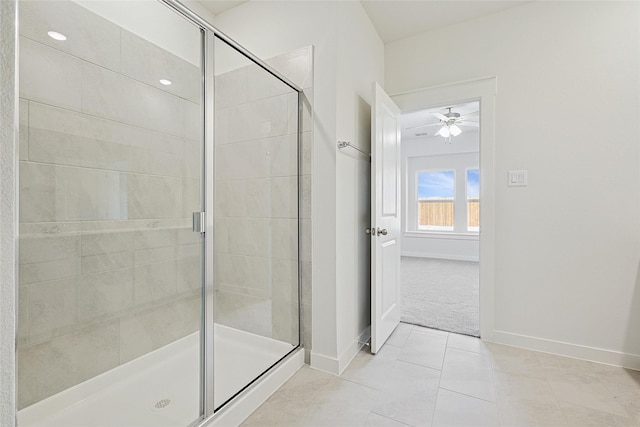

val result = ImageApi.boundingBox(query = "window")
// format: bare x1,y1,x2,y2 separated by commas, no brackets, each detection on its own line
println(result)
467,169,480,232
407,154,479,235
417,170,455,231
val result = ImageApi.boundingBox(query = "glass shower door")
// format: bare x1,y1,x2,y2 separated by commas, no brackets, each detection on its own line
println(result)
16,2,204,426
212,36,300,410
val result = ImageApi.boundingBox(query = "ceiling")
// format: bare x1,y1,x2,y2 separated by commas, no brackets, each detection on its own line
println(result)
402,101,479,143
199,0,247,15
199,0,528,43
360,1,528,43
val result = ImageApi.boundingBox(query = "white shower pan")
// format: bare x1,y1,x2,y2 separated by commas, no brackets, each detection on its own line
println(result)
18,325,296,427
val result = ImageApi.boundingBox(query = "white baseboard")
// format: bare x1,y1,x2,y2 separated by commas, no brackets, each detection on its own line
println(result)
310,351,340,374
310,327,371,375
492,330,640,371
337,327,371,374
401,251,479,262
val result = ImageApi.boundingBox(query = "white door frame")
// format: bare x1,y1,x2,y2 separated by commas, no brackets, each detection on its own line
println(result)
391,77,497,341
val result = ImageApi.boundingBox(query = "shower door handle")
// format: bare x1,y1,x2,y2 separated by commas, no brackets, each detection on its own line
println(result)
193,212,206,234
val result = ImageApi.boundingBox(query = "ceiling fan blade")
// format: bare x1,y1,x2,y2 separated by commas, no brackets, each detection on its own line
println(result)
461,111,479,118
430,112,448,121
406,123,440,130
459,121,479,127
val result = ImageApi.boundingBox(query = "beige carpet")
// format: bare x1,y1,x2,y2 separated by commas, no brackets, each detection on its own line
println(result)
400,257,479,337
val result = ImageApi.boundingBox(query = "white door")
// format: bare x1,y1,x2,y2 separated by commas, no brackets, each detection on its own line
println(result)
371,82,402,354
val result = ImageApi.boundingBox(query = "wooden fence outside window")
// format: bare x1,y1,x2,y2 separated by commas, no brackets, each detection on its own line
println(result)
418,199,479,228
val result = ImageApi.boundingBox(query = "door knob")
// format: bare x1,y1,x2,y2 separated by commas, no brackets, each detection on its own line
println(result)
377,228,388,236
365,227,372,235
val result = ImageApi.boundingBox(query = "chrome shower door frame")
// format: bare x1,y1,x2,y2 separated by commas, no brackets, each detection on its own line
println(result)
158,0,304,423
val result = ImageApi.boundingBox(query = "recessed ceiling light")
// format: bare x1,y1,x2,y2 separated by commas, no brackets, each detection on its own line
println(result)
159,79,172,86
47,31,67,41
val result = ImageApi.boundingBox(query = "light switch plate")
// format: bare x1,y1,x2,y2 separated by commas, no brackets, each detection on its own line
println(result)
508,170,528,187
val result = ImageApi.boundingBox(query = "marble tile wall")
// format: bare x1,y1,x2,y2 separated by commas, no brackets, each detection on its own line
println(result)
17,1,202,409
213,44,313,354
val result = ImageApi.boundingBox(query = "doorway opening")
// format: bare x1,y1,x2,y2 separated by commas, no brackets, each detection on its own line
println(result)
399,100,480,337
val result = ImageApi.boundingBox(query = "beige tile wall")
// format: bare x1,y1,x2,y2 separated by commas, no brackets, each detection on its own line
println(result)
213,44,313,353
17,1,202,409
17,0,314,410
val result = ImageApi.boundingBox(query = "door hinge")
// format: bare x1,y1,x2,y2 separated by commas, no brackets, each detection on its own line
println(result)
192,212,206,234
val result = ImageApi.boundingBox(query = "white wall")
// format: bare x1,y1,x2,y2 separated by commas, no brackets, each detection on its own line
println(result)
335,1,384,369
402,131,479,261
387,1,640,367
215,1,384,373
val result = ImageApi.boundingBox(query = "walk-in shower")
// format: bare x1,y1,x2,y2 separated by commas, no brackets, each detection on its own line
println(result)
16,1,303,425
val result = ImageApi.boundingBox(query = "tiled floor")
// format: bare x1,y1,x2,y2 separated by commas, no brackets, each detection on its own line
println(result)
241,323,640,427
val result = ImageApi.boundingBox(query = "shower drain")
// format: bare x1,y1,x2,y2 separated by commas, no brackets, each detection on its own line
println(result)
154,399,171,409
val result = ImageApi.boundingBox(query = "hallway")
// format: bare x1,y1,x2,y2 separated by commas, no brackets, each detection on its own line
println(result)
242,323,640,426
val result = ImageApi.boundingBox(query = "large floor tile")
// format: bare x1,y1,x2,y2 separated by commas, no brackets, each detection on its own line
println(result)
447,333,490,355
535,351,614,384
598,368,640,420
386,322,414,348
495,371,567,427
440,347,495,402
241,401,308,427
306,377,378,427
372,360,440,427
363,412,411,427
242,326,640,427
432,389,499,427
340,344,401,389
499,399,567,427
397,328,448,370
485,342,545,379
266,365,334,407
560,401,637,427
548,378,629,418
609,387,640,421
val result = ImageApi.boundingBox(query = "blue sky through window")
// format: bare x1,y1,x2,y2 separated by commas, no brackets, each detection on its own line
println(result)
418,170,454,199
467,169,480,198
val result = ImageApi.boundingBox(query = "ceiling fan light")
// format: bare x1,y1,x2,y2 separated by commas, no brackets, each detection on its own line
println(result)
437,126,450,138
450,124,462,136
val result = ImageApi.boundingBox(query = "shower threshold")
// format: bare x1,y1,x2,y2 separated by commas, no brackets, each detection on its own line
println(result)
18,324,295,427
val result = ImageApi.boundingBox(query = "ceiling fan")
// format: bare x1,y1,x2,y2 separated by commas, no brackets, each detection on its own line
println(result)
408,107,479,143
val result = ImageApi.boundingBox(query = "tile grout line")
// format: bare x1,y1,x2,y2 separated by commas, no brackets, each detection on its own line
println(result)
367,339,414,427
21,33,201,104
543,373,571,425
366,326,410,426
446,343,490,357
487,343,503,427
368,412,412,426
19,159,189,181
438,385,497,405
22,97,191,141
429,332,450,426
